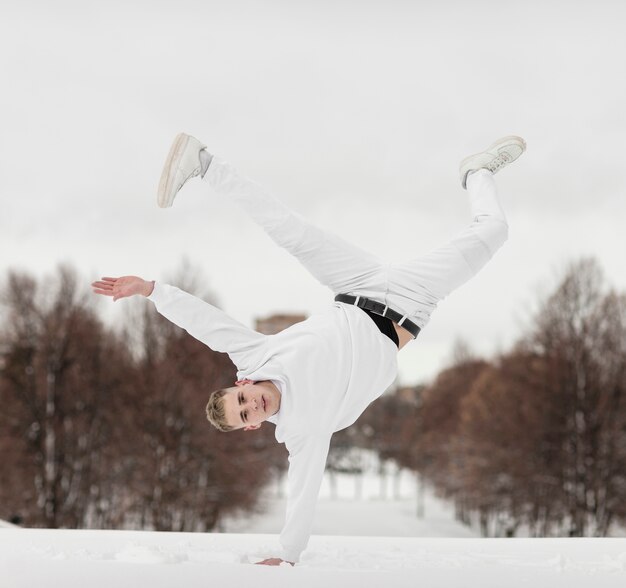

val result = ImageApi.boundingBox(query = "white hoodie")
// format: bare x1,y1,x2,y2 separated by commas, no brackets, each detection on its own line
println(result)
148,282,398,562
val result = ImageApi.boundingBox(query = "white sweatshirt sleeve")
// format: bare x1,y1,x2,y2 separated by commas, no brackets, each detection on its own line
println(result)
279,433,332,563
147,282,267,373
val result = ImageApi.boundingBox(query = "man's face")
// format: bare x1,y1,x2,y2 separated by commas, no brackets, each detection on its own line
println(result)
222,381,276,431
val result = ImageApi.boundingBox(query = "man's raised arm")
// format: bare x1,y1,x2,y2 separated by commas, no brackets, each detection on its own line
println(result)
92,276,266,373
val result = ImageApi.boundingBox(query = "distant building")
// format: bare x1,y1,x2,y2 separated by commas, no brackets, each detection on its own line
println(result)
255,313,307,335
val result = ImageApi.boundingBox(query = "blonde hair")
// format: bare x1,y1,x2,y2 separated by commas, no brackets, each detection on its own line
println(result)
206,388,235,432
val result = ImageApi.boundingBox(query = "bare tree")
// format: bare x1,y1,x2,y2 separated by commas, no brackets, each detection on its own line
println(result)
116,266,286,531
410,258,626,537
0,265,132,528
0,264,287,532
520,258,626,535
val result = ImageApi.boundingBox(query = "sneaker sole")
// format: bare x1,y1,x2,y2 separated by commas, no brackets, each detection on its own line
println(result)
157,132,191,208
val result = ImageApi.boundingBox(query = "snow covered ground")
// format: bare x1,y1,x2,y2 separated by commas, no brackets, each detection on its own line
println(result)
221,463,477,538
2,467,625,586
2,529,625,587
0,520,19,529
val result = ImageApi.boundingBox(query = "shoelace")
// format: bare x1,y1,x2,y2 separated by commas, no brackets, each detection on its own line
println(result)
486,152,512,173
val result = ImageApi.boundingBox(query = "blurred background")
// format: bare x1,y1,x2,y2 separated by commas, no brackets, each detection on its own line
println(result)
1,0,625,538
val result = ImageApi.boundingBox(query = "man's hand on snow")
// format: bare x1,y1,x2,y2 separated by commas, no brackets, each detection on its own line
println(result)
255,558,295,566
91,276,154,301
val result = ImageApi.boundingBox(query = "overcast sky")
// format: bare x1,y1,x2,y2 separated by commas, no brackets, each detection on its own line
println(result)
1,0,625,385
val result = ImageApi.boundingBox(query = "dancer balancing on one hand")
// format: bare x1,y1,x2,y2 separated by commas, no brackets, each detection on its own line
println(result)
92,133,526,566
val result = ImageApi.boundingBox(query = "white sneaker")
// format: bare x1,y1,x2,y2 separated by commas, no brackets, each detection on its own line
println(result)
459,135,526,189
157,133,207,208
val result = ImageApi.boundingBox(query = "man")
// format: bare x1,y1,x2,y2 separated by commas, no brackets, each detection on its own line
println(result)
92,133,525,565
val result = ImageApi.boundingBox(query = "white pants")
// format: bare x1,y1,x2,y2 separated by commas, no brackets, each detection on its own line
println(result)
204,159,508,333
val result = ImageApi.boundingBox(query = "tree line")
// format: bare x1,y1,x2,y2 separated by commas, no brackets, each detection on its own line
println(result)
0,265,286,530
360,258,626,537
2,258,625,537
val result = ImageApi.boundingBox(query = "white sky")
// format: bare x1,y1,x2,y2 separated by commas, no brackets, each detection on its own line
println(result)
1,0,625,385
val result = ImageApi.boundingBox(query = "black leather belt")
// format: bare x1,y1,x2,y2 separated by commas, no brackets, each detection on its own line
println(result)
334,294,421,339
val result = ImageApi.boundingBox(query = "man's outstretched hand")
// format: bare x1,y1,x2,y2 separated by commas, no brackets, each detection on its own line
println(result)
91,276,154,301
255,558,295,567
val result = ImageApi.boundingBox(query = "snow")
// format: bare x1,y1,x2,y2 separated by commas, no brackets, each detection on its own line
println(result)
0,520,19,529
2,529,625,587
2,468,625,586
221,465,477,538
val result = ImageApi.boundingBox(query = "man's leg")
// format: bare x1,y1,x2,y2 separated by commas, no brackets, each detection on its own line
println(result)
204,156,387,296
385,169,509,330
157,132,522,328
